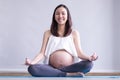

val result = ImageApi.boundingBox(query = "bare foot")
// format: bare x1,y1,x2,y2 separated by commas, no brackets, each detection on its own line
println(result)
66,72,84,77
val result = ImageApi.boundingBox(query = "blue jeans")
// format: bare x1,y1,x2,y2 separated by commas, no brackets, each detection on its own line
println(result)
28,60,93,77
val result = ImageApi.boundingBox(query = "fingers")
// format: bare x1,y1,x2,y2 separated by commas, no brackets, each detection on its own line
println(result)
94,56,98,60
91,52,98,61
25,58,31,65
26,57,29,61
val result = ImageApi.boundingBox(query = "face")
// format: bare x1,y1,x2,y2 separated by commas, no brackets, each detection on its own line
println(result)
55,7,68,25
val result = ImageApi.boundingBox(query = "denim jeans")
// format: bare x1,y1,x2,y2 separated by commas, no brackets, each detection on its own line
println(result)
28,60,93,77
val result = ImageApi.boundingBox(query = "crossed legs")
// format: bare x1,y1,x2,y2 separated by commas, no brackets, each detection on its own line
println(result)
28,60,93,77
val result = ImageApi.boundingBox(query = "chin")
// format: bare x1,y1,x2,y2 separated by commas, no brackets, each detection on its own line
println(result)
58,22,66,25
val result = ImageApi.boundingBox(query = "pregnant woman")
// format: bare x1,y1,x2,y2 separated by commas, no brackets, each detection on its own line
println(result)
25,4,98,77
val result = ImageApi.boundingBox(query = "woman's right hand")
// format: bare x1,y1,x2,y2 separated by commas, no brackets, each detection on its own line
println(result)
25,58,31,65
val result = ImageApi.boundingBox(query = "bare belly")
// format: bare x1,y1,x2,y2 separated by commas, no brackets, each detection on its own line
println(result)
49,49,73,68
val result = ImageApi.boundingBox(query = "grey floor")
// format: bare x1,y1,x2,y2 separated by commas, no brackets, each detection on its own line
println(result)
0,76,120,80
0,78,120,80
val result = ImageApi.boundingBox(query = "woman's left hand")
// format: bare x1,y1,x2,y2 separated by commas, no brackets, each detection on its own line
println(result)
90,52,98,61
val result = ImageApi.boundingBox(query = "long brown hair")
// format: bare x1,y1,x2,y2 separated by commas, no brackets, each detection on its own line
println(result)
50,4,72,37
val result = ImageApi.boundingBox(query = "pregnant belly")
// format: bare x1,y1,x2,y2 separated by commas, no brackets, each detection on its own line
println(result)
49,50,73,68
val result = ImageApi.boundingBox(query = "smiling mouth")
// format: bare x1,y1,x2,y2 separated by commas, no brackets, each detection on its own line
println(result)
58,19,64,22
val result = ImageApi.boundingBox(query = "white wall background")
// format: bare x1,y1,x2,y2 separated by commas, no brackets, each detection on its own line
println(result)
0,0,120,72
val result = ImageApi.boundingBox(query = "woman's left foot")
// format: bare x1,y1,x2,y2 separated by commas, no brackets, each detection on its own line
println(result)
66,72,84,77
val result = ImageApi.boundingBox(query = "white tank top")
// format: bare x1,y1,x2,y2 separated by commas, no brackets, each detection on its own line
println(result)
43,33,81,64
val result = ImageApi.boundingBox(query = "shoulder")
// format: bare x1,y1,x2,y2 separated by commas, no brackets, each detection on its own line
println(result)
43,30,51,38
72,29,80,37
44,30,51,35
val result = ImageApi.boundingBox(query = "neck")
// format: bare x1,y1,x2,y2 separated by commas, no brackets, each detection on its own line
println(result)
58,24,65,36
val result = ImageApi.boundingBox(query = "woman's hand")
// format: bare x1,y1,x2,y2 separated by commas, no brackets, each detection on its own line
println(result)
25,58,32,65
89,52,98,61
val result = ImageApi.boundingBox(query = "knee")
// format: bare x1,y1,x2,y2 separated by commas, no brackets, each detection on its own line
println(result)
28,65,33,73
80,60,93,70
85,61,93,68
28,65,37,77
83,61,93,73
87,61,93,68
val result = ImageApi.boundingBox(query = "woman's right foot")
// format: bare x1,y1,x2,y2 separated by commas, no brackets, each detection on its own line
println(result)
66,72,84,77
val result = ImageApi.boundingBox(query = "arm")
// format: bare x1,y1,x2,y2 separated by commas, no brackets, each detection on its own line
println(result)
25,30,51,65
72,30,98,61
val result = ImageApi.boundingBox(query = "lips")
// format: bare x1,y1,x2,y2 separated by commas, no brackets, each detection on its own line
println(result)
55,17,66,24
58,18,64,22
58,18,63,20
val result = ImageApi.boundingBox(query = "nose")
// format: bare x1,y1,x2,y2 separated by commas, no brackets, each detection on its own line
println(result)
59,14,63,18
